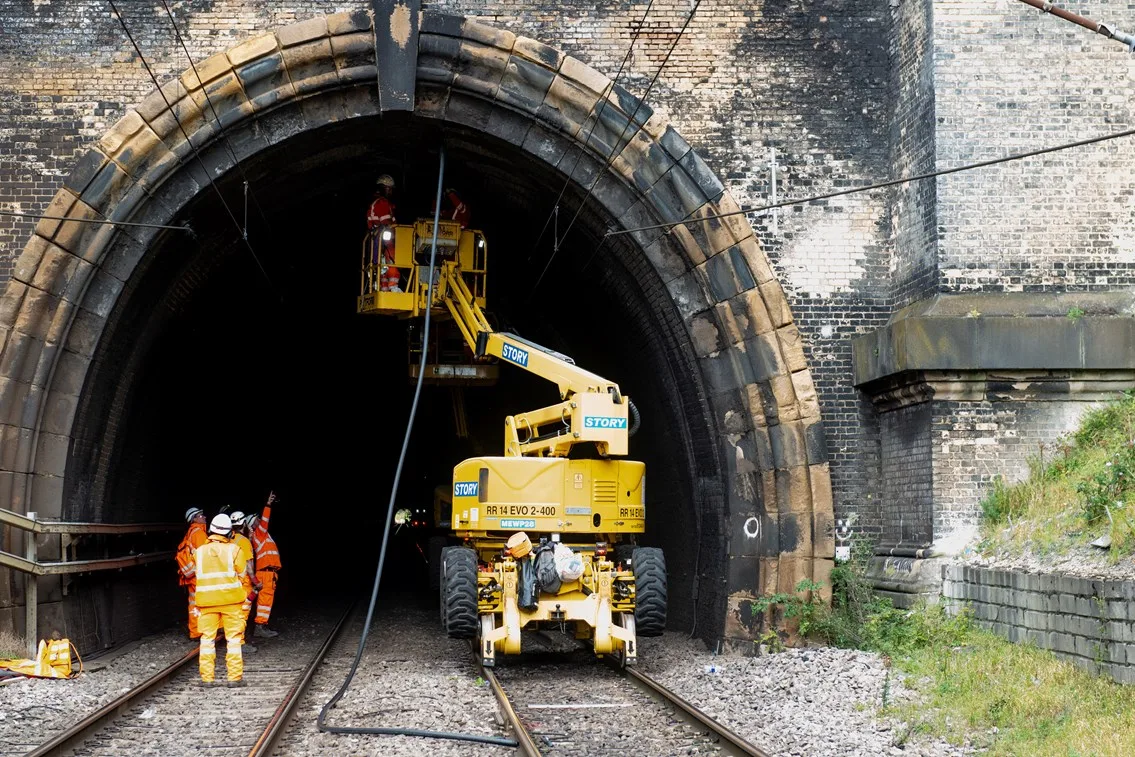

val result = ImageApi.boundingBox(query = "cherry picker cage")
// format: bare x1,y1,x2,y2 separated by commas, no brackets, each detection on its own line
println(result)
358,218,666,666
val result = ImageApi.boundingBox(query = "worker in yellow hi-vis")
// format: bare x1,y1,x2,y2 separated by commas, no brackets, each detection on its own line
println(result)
194,514,249,686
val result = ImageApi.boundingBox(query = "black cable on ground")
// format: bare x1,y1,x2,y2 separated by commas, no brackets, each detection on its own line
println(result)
316,146,517,748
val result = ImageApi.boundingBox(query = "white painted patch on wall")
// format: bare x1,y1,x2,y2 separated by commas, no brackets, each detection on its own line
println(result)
780,213,870,298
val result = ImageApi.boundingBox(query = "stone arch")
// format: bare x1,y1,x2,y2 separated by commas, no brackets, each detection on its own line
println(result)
0,10,832,643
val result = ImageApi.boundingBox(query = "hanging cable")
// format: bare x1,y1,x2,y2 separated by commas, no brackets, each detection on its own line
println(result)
526,0,656,263
316,146,516,748
600,122,1135,240
107,0,278,296
0,208,192,233
157,0,273,231
531,0,701,296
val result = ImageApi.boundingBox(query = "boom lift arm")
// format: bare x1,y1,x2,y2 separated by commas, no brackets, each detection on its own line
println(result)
438,259,634,458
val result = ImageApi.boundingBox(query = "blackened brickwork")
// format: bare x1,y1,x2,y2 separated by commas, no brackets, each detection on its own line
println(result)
880,402,933,544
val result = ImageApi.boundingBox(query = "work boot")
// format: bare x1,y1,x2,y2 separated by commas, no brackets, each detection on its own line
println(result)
254,625,279,638
198,680,216,688
225,679,246,688
243,642,258,654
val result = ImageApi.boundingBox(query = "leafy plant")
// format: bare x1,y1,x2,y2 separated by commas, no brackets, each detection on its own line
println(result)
1067,306,1085,322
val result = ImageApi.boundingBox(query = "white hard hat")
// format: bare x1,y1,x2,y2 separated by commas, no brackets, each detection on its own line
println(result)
376,174,395,188
209,513,233,535
246,515,260,532
184,507,204,523
230,510,247,527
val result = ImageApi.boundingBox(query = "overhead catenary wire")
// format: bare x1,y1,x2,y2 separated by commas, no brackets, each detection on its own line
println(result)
600,122,1135,240
316,146,515,749
157,0,272,231
0,208,192,233
107,0,278,296
531,0,701,296
526,0,656,263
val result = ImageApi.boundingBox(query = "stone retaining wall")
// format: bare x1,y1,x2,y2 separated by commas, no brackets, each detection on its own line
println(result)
942,564,1135,685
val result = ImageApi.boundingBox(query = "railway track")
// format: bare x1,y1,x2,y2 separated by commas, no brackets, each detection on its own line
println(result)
482,649,769,757
25,606,352,757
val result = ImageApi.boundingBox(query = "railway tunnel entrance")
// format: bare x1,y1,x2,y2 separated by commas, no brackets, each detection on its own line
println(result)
0,11,832,652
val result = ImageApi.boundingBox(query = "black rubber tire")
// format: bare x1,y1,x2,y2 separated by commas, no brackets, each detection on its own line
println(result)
439,546,458,630
427,536,447,591
633,547,667,637
443,547,479,639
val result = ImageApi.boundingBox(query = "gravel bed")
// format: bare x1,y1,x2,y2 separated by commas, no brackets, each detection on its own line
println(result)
960,542,1135,581
278,598,509,756
494,644,724,755
0,628,193,756
638,633,975,757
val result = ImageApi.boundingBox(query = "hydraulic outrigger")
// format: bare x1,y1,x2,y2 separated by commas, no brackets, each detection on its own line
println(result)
358,218,666,665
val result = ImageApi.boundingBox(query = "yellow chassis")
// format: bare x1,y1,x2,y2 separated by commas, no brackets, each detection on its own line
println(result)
474,545,637,666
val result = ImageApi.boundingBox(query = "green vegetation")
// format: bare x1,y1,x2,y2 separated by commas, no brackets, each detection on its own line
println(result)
979,391,1135,560
756,553,1135,754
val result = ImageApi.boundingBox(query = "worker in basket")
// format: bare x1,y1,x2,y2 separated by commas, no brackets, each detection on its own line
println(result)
433,187,472,229
367,174,401,292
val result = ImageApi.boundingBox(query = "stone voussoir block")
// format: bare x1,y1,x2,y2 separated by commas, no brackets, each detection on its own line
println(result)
277,16,329,48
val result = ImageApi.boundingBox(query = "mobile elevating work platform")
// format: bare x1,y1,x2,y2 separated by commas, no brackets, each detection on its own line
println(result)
358,217,666,665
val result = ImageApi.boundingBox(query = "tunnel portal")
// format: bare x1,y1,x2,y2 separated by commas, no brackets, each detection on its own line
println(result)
0,11,832,651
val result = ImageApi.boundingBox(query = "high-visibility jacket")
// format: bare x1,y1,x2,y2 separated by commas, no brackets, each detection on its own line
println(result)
251,504,282,570
367,197,395,229
233,533,255,576
176,522,208,586
194,535,248,608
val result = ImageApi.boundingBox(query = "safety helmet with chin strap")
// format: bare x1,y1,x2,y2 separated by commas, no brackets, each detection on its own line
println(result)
209,513,233,536
185,507,204,523
376,174,395,189
230,510,247,528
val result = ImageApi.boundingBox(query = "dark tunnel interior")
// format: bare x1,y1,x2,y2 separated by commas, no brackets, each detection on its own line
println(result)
61,114,720,643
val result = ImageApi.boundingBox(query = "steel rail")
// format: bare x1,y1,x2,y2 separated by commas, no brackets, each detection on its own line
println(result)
619,664,769,757
479,664,542,757
247,604,355,757
25,647,199,757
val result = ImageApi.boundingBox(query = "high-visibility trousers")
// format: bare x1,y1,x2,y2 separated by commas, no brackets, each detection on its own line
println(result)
186,582,200,639
198,602,245,682
254,570,278,625
380,248,400,291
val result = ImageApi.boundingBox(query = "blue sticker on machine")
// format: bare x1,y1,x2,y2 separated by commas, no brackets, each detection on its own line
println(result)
500,343,529,367
583,416,628,429
500,518,536,529
454,481,479,497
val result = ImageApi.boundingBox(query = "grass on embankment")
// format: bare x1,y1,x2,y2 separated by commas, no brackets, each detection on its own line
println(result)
979,391,1135,560
767,560,1135,755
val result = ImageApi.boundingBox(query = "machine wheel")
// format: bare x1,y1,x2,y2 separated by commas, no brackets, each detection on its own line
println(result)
443,547,479,639
439,546,458,630
428,536,447,591
632,547,667,637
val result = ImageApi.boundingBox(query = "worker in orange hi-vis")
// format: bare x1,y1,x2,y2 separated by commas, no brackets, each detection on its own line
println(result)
246,491,282,638
227,510,258,628
176,508,209,639
195,514,249,687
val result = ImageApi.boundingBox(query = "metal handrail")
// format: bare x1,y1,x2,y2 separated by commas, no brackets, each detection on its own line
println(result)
0,507,180,535
0,507,182,655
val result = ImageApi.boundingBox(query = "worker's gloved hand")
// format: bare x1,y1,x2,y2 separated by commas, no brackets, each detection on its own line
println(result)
253,580,263,592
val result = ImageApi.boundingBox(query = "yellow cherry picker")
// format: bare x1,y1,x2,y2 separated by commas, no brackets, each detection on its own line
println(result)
358,215,666,666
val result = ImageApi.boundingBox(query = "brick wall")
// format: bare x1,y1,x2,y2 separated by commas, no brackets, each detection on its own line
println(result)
944,564,1135,685
880,402,933,544
931,399,1099,538
933,1,1135,293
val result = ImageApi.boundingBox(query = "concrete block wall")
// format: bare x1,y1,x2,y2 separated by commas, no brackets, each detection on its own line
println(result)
943,564,1135,685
